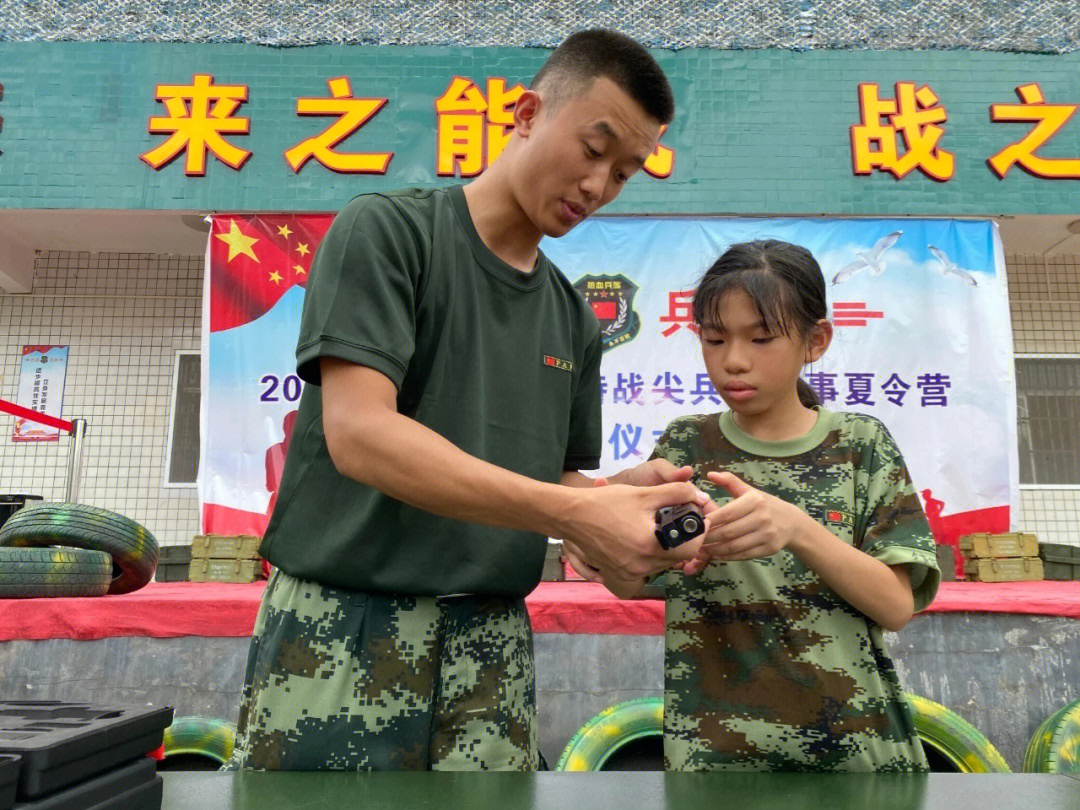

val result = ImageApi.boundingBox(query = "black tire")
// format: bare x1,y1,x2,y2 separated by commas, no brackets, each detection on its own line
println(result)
0,502,159,594
0,546,112,598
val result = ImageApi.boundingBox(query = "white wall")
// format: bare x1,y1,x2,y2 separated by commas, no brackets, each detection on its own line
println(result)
1009,253,1080,546
0,251,201,546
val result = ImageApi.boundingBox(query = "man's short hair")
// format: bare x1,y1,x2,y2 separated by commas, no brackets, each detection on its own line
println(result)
530,29,674,125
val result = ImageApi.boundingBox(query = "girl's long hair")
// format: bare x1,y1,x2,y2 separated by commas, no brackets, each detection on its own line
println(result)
693,240,828,408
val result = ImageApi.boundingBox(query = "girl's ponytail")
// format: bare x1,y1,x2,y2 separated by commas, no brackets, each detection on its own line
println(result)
796,378,820,408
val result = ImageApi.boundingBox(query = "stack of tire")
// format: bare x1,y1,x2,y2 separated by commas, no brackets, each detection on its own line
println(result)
0,502,159,597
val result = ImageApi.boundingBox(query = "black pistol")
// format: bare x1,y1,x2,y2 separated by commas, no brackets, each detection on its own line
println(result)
655,503,705,550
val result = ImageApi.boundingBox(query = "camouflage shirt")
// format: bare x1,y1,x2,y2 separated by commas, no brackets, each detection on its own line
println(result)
655,408,940,772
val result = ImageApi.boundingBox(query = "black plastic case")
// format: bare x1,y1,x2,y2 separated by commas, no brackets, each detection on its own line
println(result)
0,755,20,810
13,758,158,810
86,775,162,810
0,702,172,800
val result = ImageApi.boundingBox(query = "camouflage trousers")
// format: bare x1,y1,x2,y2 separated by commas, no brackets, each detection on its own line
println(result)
225,569,538,771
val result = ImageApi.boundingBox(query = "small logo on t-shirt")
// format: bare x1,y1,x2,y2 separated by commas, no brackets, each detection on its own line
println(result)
807,505,853,526
543,354,573,372
573,274,642,352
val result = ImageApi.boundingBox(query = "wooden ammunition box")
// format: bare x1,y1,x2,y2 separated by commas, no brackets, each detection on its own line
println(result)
1040,543,1080,581
963,556,1043,583
155,562,190,582
158,545,192,564
188,557,262,583
935,544,957,582
542,541,566,582
959,532,1038,559
155,544,193,582
191,534,261,560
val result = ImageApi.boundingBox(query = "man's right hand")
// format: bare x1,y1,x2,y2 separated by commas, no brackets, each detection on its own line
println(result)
557,480,709,580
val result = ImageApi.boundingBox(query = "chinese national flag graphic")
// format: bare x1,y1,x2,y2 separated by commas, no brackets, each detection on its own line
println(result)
591,301,618,320
209,214,334,332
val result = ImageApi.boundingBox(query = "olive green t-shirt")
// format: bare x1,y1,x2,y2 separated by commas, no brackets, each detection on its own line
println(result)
259,186,602,597
655,409,940,771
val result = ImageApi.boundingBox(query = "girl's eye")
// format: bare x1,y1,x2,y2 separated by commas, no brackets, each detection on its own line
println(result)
752,337,775,344
704,338,724,346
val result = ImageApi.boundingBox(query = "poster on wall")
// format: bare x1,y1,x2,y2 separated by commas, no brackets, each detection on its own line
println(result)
200,213,1016,570
12,345,69,442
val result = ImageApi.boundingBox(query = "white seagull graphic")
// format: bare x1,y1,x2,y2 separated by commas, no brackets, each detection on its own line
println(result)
830,230,903,285
927,245,978,287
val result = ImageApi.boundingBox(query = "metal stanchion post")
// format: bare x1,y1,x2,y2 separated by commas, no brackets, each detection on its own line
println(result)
64,418,87,504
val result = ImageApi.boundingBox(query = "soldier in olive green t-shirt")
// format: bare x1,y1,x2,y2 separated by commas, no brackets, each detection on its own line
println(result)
228,30,712,773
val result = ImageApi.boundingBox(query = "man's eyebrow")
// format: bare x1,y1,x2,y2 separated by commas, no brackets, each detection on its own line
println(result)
589,121,650,168
590,121,618,139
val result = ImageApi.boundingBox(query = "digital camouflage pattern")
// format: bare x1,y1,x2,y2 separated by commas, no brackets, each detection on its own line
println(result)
226,570,538,771
654,409,940,772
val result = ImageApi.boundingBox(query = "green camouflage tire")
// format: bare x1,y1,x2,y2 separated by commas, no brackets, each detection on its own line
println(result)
1023,700,1080,773
906,694,1011,773
556,697,663,771
163,716,237,766
556,695,1012,772
0,546,112,598
0,502,159,594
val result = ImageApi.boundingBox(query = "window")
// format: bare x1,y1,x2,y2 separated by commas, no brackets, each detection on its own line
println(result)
1016,357,1080,485
165,351,201,486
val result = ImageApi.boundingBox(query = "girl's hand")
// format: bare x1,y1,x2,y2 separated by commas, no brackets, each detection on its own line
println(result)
696,471,815,562
684,472,918,631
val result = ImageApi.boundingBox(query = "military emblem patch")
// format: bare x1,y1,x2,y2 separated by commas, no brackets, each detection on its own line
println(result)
807,504,854,527
573,274,641,352
543,354,573,372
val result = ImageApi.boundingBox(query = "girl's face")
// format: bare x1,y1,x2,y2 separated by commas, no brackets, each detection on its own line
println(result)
699,288,827,418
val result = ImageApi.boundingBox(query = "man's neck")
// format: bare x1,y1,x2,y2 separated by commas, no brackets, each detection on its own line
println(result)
462,169,543,274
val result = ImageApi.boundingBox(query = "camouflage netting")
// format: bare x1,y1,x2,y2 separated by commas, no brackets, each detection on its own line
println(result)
2,0,1080,52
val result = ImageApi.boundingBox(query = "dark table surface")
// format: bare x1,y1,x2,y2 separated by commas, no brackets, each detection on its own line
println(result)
160,771,1080,810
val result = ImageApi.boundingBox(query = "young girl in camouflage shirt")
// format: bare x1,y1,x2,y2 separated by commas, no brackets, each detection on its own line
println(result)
581,239,940,771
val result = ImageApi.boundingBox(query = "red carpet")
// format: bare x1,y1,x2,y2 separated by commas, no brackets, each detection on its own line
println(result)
1,580,1078,642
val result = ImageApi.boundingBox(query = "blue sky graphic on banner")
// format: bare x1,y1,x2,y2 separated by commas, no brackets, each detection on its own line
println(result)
201,216,1015,550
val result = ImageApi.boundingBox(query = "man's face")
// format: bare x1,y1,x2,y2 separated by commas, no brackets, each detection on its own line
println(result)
512,76,662,238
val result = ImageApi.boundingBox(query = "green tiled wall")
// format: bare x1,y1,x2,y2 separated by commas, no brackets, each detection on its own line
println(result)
1,43,1078,213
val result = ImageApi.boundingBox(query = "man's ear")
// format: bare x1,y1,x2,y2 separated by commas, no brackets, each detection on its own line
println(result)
805,319,833,363
513,89,543,136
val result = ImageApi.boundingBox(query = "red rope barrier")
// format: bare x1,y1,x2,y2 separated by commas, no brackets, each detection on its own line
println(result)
0,397,74,433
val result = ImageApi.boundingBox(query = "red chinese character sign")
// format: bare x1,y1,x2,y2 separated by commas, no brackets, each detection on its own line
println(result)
432,77,675,178
138,73,675,181
988,83,1080,179
201,215,1014,578
850,82,954,181
285,77,393,174
141,74,252,175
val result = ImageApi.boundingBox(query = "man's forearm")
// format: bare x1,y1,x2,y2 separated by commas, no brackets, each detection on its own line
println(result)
331,406,578,539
